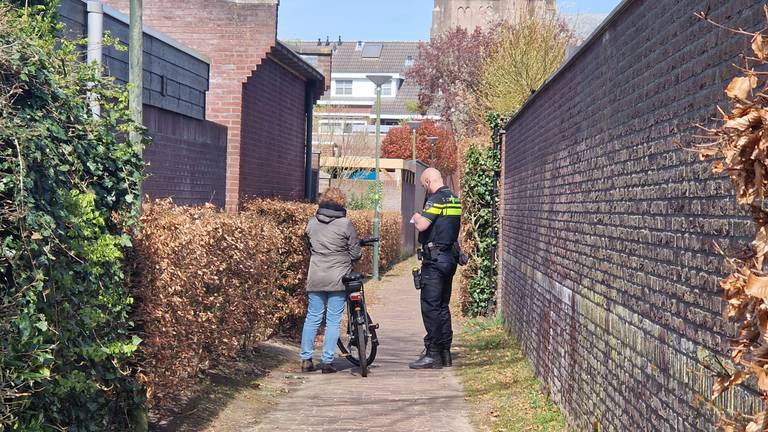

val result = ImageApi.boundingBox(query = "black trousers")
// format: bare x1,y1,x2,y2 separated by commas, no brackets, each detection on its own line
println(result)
420,252,457,351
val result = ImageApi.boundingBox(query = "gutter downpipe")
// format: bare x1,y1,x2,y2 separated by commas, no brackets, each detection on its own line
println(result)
304,82,315,201
86,0,104,117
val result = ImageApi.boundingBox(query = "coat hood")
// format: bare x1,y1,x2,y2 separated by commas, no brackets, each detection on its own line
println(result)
316,202,347,224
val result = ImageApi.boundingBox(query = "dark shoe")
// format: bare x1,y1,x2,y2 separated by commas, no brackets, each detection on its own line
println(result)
321,363,338,374
409,349,442,369
441,349,452,367
301,359,314,373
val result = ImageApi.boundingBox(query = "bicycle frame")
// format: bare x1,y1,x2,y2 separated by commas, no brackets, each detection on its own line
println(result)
344,281,376,346
337,238,380,376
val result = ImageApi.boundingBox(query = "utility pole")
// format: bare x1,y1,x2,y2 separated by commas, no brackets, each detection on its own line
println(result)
129,0,143,150
128,4,147,430
86,1,103,117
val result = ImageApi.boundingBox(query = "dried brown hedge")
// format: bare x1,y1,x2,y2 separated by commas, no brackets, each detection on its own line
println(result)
129,199,401,405
694,7,768,430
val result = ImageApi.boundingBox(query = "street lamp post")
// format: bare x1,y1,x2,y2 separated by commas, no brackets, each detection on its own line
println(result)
367,74,392,280
407,120,422,161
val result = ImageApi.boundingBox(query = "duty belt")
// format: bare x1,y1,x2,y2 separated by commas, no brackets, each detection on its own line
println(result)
426,242,453,251
421,243,454,260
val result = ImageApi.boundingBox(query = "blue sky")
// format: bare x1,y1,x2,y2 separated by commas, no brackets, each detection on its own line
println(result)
277,1,621,42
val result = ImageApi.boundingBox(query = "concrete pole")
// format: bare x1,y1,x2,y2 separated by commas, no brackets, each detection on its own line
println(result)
86,0,103,117
411,128,417,161
128,4,148,429
128,0,143,150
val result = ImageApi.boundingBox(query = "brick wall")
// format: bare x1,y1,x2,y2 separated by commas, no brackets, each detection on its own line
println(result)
501,1,766,430
240,57,306,200
103,0,279,211
142,106,228,207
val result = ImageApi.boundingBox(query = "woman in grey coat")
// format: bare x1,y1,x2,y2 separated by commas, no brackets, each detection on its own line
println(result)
301,188,362,373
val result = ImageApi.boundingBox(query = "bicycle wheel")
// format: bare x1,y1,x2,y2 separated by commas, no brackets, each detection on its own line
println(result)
355,318,368,377
337,313,378,367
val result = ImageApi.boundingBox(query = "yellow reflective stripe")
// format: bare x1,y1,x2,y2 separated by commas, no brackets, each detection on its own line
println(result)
424,207,442,215
443,209,462,216
431,203,461,208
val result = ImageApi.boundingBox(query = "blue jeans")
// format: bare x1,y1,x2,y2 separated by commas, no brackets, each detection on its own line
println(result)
300,291,346,364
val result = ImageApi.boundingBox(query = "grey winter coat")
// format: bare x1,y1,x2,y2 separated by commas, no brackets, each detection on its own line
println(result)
305,203,362,292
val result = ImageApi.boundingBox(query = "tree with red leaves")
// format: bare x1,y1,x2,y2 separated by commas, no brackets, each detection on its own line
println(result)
407,26,499,137
382,119,457,176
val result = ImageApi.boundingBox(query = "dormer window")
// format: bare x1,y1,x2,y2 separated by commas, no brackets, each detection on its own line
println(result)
405,55,415,66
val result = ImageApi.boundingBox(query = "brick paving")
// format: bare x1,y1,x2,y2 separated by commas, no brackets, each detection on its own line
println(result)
247,267,475,432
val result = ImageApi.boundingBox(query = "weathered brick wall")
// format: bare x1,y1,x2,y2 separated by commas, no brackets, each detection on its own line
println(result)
104,0,279,211
501,1,766,430
142,106,227,207
240,57,306,200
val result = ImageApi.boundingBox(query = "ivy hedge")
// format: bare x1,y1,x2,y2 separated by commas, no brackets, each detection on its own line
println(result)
460,114,503,317
1,2,145,430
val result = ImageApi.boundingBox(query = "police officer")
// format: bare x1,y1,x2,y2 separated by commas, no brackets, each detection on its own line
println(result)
409,168,461,369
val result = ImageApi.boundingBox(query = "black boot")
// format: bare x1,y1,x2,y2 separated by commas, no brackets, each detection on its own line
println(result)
409,348,443,369
301,359,315,372
441,349,452,367
321,363,338,374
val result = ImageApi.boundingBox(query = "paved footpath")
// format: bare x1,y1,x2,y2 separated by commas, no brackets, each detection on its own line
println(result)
247,266,475,432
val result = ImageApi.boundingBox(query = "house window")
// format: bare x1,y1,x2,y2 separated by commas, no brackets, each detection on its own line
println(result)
381,80,392,96
335,80,353,96
320,122,343,134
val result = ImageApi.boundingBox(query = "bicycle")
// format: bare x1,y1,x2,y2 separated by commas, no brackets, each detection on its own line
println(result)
337,237,380,377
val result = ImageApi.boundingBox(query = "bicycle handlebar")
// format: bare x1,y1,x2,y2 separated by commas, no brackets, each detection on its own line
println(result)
359,237,380,246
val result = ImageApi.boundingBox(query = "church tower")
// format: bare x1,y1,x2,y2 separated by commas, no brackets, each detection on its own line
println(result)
431,0,556,39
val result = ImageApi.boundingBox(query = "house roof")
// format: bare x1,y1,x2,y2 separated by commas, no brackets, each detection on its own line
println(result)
284,40,438,118
329,41,421,74
269,41,326,101
284,40,422,74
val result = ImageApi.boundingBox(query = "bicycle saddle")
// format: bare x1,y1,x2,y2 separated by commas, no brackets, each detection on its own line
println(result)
342,272,365,283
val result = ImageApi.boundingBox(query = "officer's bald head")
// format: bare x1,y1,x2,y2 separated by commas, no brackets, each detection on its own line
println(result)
420,168,444,194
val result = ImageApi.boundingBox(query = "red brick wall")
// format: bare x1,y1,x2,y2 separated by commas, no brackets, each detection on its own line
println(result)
142,106,228,207
240,56,307,200
103,0,279,211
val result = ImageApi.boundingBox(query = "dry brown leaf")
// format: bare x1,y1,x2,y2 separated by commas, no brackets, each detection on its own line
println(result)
746,412,766,432
725,110,763,131
755,227,768,259
726,75,758,100
752,365,768,393
746,272,768,299
712,370,749,399
712,160,726,173
754,33,766,60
